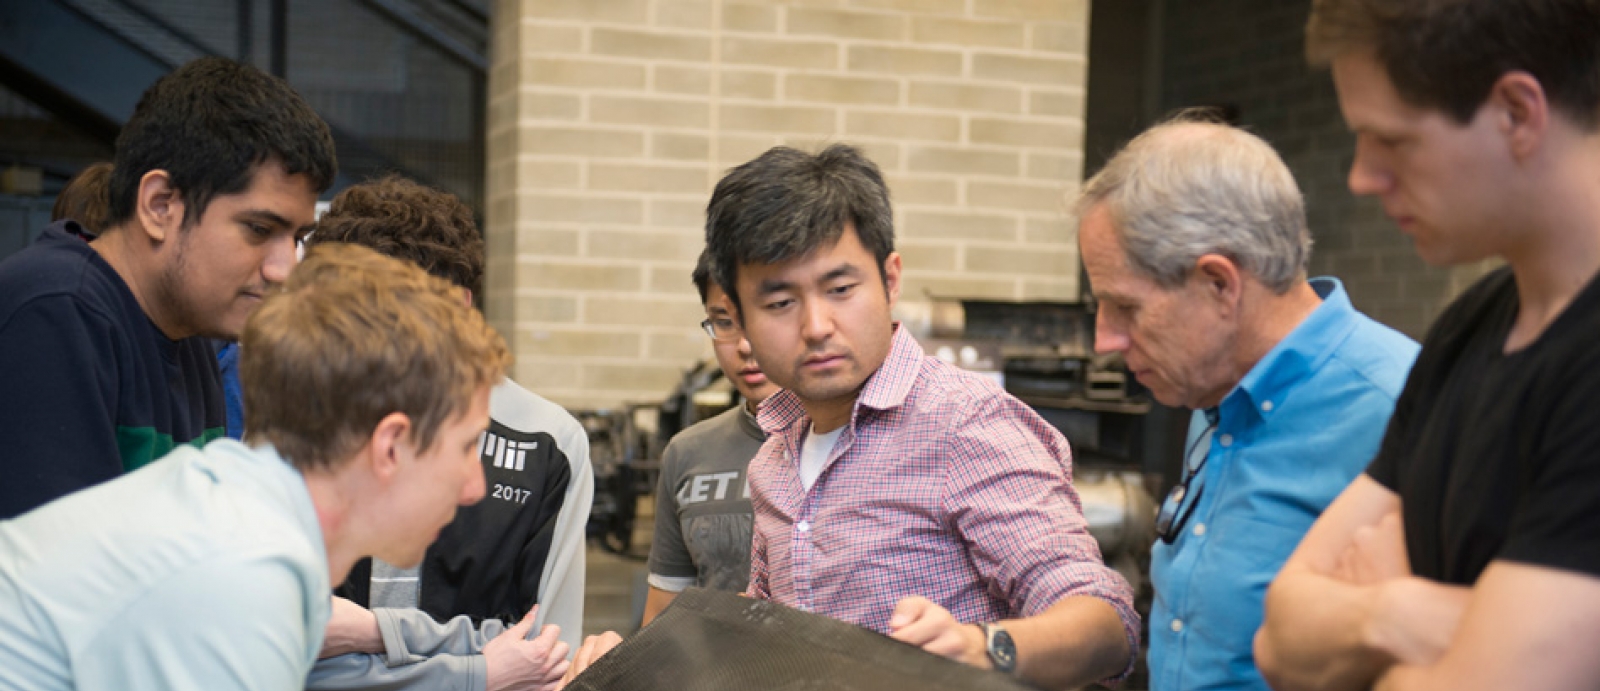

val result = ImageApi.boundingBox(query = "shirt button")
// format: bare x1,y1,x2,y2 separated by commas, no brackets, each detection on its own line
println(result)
1219,434,1233,447
797,521,810,532
1261,400,1274,412
1171,619,1184,633
1193,523,1206,537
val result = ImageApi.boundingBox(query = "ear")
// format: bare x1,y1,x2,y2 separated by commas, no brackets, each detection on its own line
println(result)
134,170,185,244
882,251,903,309
1192,254,1244,316
1488,71,1550,161
365,412,413,483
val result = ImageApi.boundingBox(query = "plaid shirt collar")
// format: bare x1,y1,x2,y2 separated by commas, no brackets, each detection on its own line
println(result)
756,323,919,437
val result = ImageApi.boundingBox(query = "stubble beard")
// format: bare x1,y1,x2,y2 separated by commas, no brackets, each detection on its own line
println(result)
153,234,212,340
788,354,864,408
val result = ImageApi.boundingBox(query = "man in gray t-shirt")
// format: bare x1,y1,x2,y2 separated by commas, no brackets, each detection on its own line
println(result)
642,251,781,625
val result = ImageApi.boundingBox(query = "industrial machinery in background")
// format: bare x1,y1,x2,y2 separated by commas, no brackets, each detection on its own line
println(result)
580,359,738,558
578,406,652,557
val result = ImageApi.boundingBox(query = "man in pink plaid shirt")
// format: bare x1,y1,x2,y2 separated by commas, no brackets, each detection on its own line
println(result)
703,144,1139,689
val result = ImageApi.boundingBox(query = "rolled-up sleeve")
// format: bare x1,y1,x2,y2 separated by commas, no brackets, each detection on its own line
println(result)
944,395,1140,680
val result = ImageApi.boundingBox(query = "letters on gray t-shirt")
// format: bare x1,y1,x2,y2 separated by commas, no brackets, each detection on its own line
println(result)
648,405,767,593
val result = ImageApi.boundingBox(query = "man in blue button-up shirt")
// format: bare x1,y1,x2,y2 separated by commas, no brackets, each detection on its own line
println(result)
1075,117,1419,691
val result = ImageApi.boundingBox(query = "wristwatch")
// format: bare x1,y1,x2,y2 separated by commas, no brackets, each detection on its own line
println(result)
979,622,1017,674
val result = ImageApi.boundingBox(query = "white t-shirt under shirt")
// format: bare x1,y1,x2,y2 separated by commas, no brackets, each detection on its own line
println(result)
799,425,844,491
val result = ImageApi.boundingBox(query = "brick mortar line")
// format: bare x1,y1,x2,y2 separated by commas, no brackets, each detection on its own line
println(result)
526,21,1088,58
509,113,1089,132
505,86,1090,106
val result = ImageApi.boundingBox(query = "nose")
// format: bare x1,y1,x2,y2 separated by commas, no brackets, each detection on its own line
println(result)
1093,310,1129,354
799,298,835,344
736,334,755,359
459,460,486,505
1346,138,1392,197
262,234,299,285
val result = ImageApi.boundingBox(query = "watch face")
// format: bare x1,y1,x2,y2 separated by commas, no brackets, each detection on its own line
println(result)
987,625,1017,672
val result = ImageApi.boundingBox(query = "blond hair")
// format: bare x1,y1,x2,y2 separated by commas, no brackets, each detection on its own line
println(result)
240,242,511,472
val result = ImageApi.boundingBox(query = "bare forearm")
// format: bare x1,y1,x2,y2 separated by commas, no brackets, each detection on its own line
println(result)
1257,568,1388,691
641,586,678,627
1009,596,1131,690
321,598,384,659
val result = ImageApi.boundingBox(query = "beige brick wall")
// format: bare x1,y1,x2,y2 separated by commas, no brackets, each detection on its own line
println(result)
485,0,1091,409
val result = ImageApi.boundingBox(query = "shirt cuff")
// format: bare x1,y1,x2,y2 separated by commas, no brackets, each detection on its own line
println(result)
647,573,697,593
372,608,408,667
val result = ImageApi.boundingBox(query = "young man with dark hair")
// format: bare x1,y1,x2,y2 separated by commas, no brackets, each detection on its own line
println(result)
300,176,595,691
0,243,571,691
1255,2,1600,690
705,144,1138,690
641,250,780,625
0,56,337,518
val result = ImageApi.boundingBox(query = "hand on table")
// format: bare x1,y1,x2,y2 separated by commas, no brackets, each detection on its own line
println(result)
557,631,624,688
888,596,990,670
484,605,570,691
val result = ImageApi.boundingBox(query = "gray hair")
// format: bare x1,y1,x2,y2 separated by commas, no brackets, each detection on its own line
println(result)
1076,118,1312,293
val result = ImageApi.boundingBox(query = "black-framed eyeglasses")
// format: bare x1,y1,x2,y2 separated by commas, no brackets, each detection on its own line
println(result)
1156,412,1219,544
700,317,740,343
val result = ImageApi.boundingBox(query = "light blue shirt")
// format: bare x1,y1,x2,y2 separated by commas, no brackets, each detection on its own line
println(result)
1148,277,1418,691
0,439,329,691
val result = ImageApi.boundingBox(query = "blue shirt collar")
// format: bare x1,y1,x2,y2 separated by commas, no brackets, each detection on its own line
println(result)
1219,277,1358,427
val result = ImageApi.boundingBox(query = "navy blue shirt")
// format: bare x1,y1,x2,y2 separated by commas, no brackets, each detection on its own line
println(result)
1148,278,1419,691
0,223,225,518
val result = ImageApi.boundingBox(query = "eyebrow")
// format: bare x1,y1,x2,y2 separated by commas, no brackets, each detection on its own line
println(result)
755,277,795,297
239,209,317,237
235,208,296,229
820,264,862,284
754,262,863,297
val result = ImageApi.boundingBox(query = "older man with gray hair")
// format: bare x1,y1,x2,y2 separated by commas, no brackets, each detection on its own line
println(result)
1076,117,1418,691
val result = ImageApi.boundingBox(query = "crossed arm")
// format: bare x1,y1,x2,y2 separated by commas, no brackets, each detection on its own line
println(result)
1255,474,1600,691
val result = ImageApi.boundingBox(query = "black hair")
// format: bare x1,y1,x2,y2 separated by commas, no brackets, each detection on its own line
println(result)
703,144,894,312
692,248,715,304
107,57,338,228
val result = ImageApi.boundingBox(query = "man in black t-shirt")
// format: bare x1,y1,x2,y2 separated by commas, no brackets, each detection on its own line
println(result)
1254,3,1600,691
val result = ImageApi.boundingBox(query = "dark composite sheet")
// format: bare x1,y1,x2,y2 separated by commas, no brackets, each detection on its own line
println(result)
567,588,1037,691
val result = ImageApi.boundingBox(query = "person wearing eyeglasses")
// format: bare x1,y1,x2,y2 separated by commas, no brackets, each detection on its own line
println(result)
641,249,783,626
1076,116,1419,691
